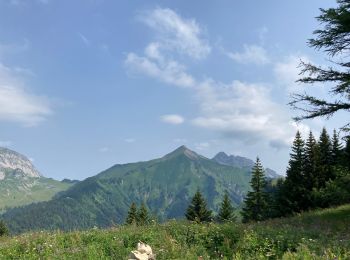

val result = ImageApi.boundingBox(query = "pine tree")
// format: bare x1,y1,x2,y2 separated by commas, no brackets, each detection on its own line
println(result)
137,202,150,226
241,157,269,222
125,202,138,225
0,220,9,237
344,136,350,170
289,0,350,130
331,129,343,166
318,128,334,187
217,191,236,222
304,131,318,191
283,131,308,212
185,190,212,223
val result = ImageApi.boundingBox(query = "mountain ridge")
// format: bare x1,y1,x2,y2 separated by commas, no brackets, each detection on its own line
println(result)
3,146,254,233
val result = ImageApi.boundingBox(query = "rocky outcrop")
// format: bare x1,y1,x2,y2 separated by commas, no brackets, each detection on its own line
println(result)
129,242,155,260
0,147,41,180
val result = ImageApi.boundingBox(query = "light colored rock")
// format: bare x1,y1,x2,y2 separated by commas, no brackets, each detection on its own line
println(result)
0,147,41,178
129,250,149,260
137,242,153,255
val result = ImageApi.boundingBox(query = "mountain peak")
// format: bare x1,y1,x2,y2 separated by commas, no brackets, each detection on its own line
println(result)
163,145,201,160
0,147,41,180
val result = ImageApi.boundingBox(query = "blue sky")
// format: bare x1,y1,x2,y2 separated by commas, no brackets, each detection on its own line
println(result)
0,0,345,180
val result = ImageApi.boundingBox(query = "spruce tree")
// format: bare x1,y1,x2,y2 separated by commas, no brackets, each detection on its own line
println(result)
344,136,350,169
283,131,307,212
0,220,9,237
185,190,212,223
125,202,138,225
241,157,269,222
304,131,318,191
289,0,350,130
331,129,343,166
217,191,236,223
318,128,334,187
137,202,150,226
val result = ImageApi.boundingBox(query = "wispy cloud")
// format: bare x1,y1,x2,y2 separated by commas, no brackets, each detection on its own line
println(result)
225,44,270,65
125,51,195,88
78,33,90,46
125,7,311,149
98,147,110,153
161,114,185,125
0,63,52,126
124,138,136,143
139,7,211,59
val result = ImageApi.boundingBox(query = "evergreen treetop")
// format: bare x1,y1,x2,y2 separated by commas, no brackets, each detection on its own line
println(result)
185,190,212,223
218,191,236,223
125,202,138,225
241,157,269,222
137,202,150,226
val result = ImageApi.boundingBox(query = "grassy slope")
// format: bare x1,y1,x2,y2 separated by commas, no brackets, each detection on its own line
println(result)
0,174,72,212
0,204,349,259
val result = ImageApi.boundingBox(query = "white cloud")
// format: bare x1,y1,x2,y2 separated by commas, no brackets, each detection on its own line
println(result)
126,8,312,149
98,147,110,153
226,44,270,65
192,80,300,148
161,114,184,125
124,138,136,143
0,63,52,126
274,55,304,92
195,142,210,151
140,7,211,59
125,52,195,88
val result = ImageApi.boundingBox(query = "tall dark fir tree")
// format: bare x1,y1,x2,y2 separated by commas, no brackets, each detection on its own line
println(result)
217,191,236,223
125,202,138,225
331,129,343,166
304,131,318,191
283,131,308,212
137,203,150,226
241,157,269,222
185,190,212,223
317,128,334,187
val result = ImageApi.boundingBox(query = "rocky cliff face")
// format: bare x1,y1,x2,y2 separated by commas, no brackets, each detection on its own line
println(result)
0,147,41,180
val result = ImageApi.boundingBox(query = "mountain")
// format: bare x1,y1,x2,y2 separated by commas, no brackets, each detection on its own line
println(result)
212,152,281,178
2,146,253,234
0,147,74,212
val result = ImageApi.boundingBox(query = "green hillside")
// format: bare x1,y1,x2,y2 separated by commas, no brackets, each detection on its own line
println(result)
2,146,253,233
0,169,72,212
0,204,349,259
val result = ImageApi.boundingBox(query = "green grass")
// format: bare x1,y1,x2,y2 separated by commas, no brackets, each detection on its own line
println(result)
1,204,350,259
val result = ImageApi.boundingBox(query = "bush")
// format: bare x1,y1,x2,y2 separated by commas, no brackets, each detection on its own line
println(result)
0,220,9,236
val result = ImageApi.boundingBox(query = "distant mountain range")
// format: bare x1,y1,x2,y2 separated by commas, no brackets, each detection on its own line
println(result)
0,147,74,212
2,146,280,234
212,152,281,178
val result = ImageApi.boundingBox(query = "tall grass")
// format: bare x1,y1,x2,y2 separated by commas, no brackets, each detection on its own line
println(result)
0,204,349,259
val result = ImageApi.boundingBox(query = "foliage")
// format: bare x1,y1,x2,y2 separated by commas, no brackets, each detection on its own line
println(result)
0,220,9,237
0,204,349,259
282,131,309,213
241,158,269,222
1,146,252,234
271,128,350,218
185,190,212,223
289,0,350,130
217,191,236,222
0,169,73,213
137,203,150,226
125,202,137,225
